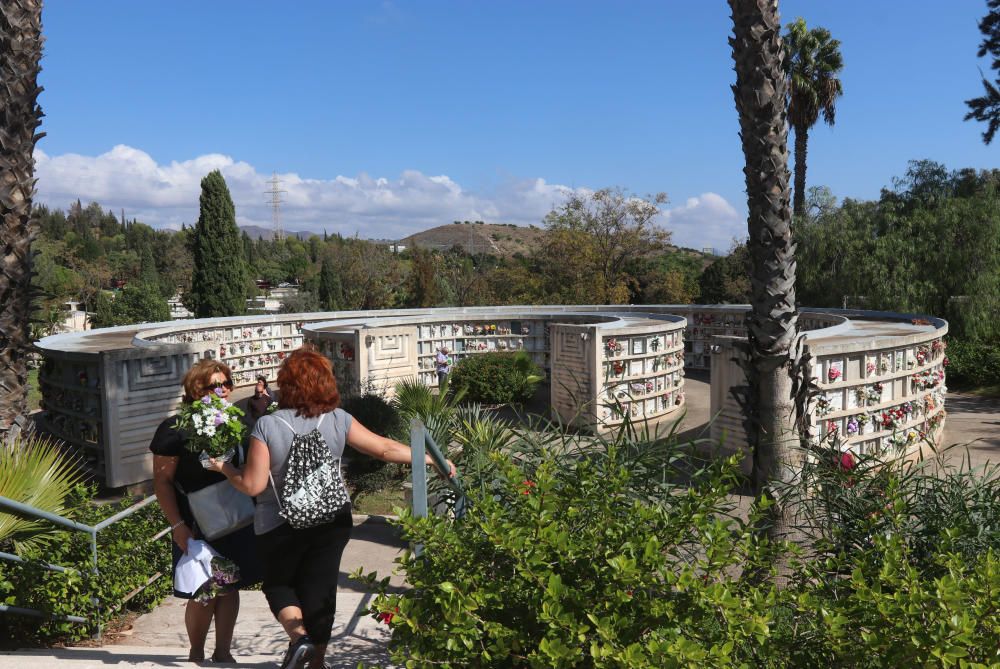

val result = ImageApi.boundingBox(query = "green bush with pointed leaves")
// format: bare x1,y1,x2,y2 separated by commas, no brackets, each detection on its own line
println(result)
355,421,1000,667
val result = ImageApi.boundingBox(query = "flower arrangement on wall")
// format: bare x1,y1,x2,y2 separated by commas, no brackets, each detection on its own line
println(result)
865,383,884,405
911,369,944,392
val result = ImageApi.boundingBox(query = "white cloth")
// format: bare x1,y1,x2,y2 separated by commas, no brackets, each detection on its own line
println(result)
174,539,219,596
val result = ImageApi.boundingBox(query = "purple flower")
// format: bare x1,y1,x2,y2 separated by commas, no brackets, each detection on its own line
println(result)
214,411,225,426
213,387,225,397
201,395,212,404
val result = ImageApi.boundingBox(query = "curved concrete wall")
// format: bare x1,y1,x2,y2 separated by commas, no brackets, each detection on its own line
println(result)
36,305,947,487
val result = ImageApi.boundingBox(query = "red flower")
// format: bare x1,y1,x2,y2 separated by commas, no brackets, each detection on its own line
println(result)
378,606,400,624
838,452,856,472
520,480,536,495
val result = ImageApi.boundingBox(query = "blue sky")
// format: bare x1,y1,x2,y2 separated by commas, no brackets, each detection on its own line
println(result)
34,1,996,249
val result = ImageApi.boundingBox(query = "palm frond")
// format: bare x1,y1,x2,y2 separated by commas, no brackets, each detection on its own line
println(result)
0,435,85,555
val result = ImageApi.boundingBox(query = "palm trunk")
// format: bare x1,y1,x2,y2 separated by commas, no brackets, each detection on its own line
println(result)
0,0,44,443
729,0,809,540
793,124,809,217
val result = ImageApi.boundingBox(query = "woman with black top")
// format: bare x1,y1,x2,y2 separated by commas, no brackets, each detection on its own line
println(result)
150,359,261,664
205,349,456,669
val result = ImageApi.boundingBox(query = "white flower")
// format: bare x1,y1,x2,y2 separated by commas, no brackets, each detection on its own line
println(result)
192,413,203,427
204,425,216,437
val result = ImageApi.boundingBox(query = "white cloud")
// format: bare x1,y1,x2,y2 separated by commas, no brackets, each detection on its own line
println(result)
663,192,746,252
34,145,743,249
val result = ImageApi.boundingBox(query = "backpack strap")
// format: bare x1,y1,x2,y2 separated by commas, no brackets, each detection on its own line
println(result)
272,415,296,434
272,413,325,434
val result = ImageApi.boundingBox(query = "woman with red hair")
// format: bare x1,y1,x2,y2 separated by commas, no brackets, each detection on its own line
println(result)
206,348,455,669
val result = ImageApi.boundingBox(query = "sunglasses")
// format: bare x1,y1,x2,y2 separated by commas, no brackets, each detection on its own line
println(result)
211,380,235,390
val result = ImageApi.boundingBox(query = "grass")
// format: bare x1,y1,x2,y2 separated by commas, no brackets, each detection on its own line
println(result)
353,485,407,517
28,368,41,412
967,384,1000,399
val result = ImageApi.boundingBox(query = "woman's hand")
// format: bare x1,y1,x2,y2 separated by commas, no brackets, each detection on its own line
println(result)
172,523,194,553
203,457,226,473
426,456,457,479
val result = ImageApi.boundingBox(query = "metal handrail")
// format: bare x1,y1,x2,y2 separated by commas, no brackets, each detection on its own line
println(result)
0,493,165,638
409,418,467,524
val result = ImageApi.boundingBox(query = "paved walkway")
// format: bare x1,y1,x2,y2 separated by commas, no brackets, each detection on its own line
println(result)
3,382,997,668
939,392,1000,469
0,518,407,668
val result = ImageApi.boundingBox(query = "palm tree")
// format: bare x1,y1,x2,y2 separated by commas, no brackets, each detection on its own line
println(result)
0,0,44,443
729,0,812,539
784,17,843,217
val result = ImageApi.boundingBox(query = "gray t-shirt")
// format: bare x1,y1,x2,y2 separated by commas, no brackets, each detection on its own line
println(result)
250,407,353,534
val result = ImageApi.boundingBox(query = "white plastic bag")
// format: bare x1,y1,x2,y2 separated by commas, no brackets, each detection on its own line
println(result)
174,539,220,597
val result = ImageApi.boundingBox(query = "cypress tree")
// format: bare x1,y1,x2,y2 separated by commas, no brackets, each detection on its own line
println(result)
188,170,249,317
139,244,159,287
318,258,343,311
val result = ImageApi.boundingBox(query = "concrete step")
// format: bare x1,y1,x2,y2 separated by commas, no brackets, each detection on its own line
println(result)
1,640,393,668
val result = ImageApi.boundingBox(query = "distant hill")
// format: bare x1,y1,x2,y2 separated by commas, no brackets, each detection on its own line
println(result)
403,222,545,257
238,224,313,240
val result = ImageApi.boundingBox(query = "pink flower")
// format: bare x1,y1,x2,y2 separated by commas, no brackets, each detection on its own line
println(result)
838,452,856,471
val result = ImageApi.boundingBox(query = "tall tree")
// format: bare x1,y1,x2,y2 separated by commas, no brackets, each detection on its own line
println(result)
784,17,843,217
317,257,343,311
540,188,671,303
0,0,44,441
965,0,1000,144
187,171,249,317
730,0,812,538
405,246,443,307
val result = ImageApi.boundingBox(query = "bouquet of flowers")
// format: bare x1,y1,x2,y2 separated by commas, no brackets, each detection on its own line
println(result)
176,388,246,460
192,556,241,605
846,417,860,435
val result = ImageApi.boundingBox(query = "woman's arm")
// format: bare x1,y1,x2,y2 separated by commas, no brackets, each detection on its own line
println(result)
152,455,194,552
347,420,456,478
205,438,271,496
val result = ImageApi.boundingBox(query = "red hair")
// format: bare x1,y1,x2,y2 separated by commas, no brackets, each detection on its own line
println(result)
277,349,340,417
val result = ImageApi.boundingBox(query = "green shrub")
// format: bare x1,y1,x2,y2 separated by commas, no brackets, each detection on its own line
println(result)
944,337,1000,388
341,392,407,503
450,352,543,405
357,449,792,668
342,391,404,441
353,418,1000,667
0,485,171,644
783,444,1000,665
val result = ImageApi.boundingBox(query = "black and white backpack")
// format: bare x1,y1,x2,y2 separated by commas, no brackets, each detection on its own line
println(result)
269,413,351,529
